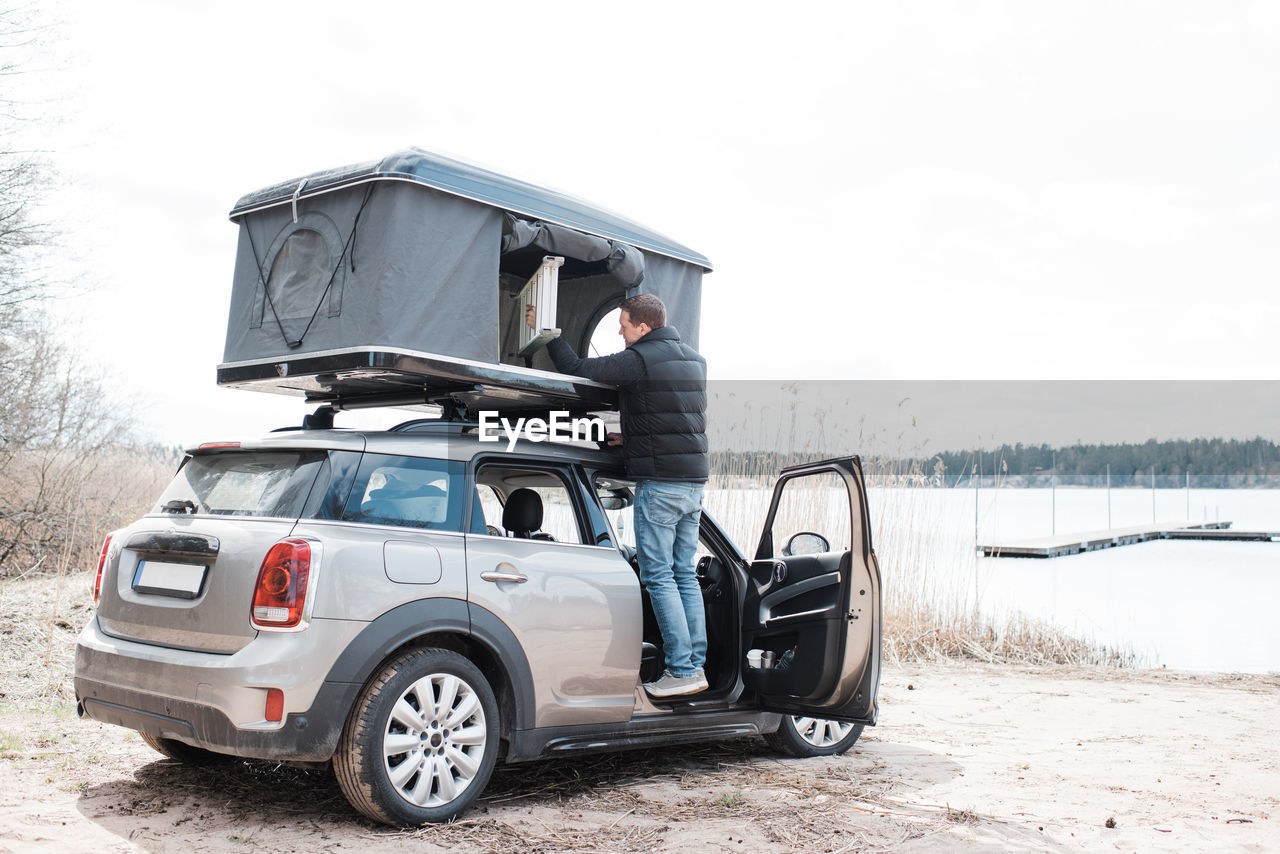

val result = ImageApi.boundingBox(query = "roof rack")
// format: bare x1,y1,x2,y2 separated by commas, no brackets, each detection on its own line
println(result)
388,417,480,434
221,347,619,427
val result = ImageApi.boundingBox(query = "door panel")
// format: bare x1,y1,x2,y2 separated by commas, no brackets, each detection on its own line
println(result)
466,459,641,728
741,458,881,724
465,536,640,727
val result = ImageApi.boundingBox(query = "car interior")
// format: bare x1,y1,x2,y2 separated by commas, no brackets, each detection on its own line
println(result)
472,464,739,699
473,466,584,544
591,474,738,697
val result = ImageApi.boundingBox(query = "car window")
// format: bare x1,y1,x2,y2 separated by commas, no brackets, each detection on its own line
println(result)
599,486,635,549
768,471,852,556
153,451,328,518
475,484,505,533
593,474,715,565
475,465,586,545
342,454,466,532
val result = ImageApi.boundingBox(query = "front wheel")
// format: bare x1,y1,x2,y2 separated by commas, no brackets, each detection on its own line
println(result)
766,715,863,757
333,648,499,826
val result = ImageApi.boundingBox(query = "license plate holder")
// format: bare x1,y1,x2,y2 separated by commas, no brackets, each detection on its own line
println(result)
132,560,208,600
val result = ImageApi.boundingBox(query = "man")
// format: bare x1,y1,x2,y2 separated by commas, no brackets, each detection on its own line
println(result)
541,294,709,698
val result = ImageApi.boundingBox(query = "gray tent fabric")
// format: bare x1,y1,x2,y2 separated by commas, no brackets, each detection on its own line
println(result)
232,148,711,271
221,149,710,408
635,253,703,351
501,215,645,289
225,182,502,364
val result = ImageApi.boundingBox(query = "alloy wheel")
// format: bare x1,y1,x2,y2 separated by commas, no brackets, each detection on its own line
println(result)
789,716,856,748
382,672,488,808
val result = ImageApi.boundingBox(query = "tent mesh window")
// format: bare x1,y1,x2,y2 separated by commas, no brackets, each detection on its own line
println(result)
264,228,330,323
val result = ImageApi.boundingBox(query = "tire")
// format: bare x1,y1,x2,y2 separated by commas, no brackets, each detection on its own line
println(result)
140,732,235,765
333,647,499,826
766,715,864,758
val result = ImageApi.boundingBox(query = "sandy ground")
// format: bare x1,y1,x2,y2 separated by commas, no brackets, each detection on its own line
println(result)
0,662,1276,853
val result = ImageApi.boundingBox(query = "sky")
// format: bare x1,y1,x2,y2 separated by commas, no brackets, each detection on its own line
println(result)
17,1,1280,447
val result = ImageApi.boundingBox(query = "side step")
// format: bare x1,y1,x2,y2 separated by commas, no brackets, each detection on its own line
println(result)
543,723,763,754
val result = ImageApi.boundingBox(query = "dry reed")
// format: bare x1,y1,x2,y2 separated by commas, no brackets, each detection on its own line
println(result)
706,410,1134,668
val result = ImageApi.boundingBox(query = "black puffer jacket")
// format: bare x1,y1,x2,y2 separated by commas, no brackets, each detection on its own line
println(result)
546,326,708,482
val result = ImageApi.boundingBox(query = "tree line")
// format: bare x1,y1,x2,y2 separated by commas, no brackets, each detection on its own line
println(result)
710,436,1280,488
931,437,1280,480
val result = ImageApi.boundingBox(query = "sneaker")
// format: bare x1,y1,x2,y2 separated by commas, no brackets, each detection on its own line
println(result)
644,669,710,698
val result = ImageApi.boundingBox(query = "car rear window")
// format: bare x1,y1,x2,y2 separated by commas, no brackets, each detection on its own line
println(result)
152,451,328,518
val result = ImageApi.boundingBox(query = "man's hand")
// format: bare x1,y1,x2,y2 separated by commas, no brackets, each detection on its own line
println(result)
525,304,536,330
606,432,623,447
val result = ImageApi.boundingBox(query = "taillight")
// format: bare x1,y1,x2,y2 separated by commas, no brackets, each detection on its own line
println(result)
93,534,114,605
250,538,312,629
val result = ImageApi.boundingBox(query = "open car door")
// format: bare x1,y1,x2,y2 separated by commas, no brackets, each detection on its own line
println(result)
741,457,881,724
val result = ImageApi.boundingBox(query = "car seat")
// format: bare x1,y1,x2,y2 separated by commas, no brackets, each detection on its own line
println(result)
360,499,398,522
502,488,555,541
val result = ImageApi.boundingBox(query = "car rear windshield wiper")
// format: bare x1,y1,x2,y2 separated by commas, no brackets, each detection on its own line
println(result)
162,499,197,514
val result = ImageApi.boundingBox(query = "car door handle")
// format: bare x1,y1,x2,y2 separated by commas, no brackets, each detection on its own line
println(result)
481,565,528,584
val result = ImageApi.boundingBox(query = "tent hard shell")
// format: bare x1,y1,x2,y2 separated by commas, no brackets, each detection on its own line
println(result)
217,147,712,418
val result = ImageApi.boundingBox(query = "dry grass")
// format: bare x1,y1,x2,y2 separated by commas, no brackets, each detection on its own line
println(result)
0,444,175,581
0,568,93,708
869,465,1136,668
366,738,940,852
704,394,1137,668
705,464,1134,668
882,603,1134,667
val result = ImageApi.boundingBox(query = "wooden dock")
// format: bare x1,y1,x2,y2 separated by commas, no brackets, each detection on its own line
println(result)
979,521,1280,558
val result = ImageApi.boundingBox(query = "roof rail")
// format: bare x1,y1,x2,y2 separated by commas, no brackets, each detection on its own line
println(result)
389,418,481,434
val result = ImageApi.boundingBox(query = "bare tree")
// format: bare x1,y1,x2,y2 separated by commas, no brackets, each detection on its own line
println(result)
0,7,172,578
0,7,53,324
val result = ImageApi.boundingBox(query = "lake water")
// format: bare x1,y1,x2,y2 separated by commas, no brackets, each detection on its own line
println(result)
865,486,1280,674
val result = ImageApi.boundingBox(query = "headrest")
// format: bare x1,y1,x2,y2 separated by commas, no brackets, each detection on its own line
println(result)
502,488,543,535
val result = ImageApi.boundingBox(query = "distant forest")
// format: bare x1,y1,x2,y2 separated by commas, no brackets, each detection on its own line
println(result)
710,437,1280,487
928,437,1280,485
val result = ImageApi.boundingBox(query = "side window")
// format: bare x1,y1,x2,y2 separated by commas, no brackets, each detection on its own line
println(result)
475,464,586,545
767,471,852,557
593,472,717,566
476,485,505,534
342,454,466,532
595,475,635,549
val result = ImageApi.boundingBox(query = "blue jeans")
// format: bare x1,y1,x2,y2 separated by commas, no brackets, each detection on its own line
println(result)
634,480,706,678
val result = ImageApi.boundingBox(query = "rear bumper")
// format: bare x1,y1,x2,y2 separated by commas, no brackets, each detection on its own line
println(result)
74,615,366,761
75,677,360,761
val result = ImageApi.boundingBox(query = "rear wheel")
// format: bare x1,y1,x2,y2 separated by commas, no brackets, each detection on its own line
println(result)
333,647,499,826
766,715,863,757
140,732,234,765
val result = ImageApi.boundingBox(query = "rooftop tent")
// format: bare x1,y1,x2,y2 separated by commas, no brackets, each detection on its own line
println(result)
218,148,712,415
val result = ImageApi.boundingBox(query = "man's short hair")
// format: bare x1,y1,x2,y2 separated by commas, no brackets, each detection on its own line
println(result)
620,294,666,329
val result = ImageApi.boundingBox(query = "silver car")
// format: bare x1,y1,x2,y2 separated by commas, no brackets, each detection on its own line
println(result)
74,419,882,826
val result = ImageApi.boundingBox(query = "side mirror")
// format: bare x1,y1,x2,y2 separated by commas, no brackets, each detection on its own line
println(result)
597,488,632,511
782,531,830,556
